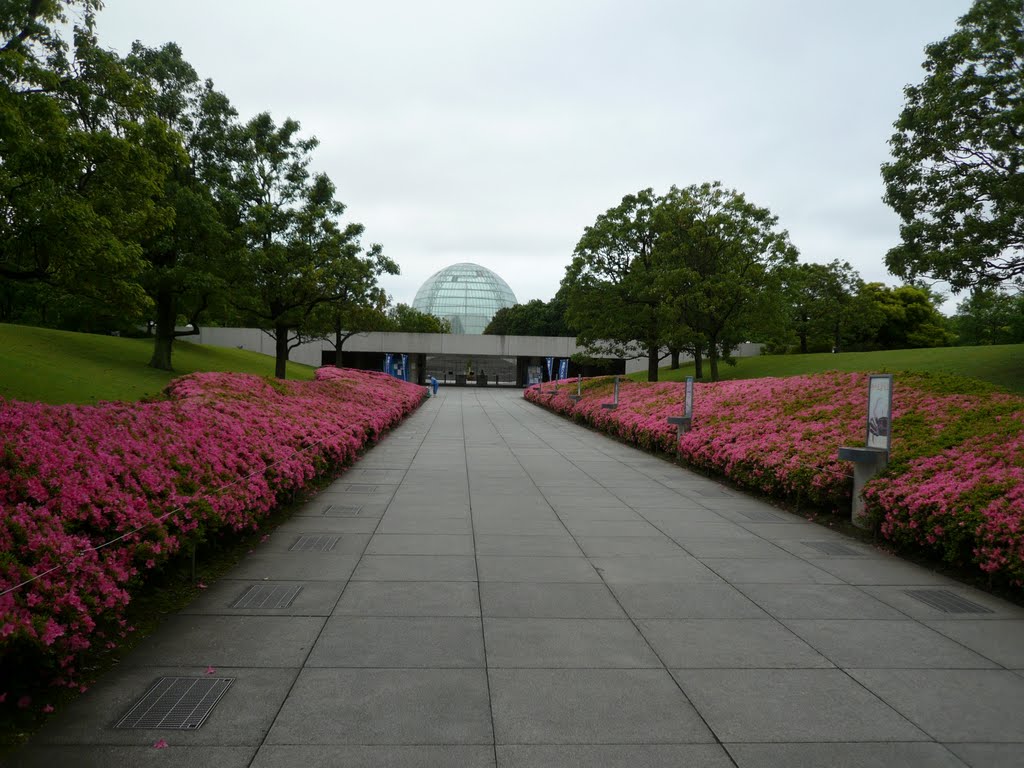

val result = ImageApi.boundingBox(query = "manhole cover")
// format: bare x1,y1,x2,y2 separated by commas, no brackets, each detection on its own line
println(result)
290,535,339,552
230,584,302,609
115,677,233,730
736,508,783,522
904,589,994,614
322,504,364,517
803,540,864,556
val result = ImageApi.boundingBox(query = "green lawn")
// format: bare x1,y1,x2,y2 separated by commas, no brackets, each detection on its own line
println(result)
630,344,1024,393
0,324,316,404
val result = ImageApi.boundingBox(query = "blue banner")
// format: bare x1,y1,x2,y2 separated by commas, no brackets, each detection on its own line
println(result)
384,353,393,375
401,354,409,382
558,358,568,381
545,357,554,381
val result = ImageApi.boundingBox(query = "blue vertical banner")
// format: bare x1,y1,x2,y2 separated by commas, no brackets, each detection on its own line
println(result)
401,354,409,382
545,356,554,382
558,358,568,381
384,353,393,375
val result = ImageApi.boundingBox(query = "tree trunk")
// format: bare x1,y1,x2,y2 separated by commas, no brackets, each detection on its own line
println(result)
709,335,720,381
799,330,808,355
670,349,680,369
693,347,704,380
647,341,659,382
274,324,289,379
334,323,343,368
833,322,842,353
149,286,176,371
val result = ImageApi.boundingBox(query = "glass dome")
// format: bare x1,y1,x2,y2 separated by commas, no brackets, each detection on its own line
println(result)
412,263,518,334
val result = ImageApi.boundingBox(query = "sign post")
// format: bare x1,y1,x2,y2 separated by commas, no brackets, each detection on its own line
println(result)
601,376,619,410
667,376,695,437
569,374,582,403
838,374,893,528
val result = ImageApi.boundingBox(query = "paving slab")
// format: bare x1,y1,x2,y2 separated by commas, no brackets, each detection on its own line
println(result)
267,668,493,745
332,580,480,616
637,618,833,668
250,745,496,768
9,745,260,768
489,668,714,744
925,619,1024,667
495,744,735,767
474,534,583,556
30,666,298,746
306,616,484,667
122,615,325,667
946,744,1024,767
673,668,928,742
611,583,768,619
783,619,1000,668
181,579,346,617
365,533,474,555
351,554,478,581
848,669,1024,742
484,618,661,668
726,743,969,767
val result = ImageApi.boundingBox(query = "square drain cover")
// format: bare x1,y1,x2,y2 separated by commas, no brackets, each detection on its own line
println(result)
231,584,303,609
694,488,732,498
904,589,995,614
322,504,364,517
115,677,233,730
290,535,340,552
803,540,864,556
737,508,784,522
343,484,380,493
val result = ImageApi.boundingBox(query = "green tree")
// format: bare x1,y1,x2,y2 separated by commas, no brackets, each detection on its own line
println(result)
562,189,668,380
125,42,243,371
951,286,1023,344
655,182,798,380
858,283,956,349
231,114,383,378
1,5,175,318
384,303,452,333
777,260,864,353
483,291,572,336
882,0,1024,291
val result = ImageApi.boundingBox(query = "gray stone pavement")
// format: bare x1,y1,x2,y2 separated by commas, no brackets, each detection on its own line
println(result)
8,388,1024,767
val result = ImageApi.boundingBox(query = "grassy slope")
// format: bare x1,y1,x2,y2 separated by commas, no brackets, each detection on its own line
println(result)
0,324,316,404
632,345,1024,393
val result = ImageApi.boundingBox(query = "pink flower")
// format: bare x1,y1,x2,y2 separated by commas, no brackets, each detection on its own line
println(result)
153,739,169,749
205,666,216,675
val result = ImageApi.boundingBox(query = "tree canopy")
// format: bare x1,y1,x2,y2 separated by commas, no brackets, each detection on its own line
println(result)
562,183,796,381
883,0,1024,291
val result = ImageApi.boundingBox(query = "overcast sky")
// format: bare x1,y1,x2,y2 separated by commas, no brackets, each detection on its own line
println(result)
95,0,972,312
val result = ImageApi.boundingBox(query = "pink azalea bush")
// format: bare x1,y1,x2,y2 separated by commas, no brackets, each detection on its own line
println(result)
527,372,1024,585
0,368,423,702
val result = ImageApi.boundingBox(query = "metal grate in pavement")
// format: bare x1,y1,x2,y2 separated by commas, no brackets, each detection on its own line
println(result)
230,584,302,609
693,488,732,498
115,677,233,730
803,540,865,556
290,535,339,552
904,589,994,614
322,504,364,517
342,484,380,493
736,508,784,522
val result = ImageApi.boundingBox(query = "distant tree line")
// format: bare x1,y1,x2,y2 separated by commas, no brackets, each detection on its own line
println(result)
0,1,446,377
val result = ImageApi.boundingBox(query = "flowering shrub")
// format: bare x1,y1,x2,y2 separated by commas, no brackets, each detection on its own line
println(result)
0,368,423,705
527,372,1024,585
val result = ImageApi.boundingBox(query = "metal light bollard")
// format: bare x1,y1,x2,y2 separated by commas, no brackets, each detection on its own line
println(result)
569,374,582,403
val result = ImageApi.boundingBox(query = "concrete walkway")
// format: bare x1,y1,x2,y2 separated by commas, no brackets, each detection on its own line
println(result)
10,388,1024,767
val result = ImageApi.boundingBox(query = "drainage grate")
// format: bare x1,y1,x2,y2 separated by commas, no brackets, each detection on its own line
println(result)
322,504,363,517
230,584,303,609
343,484,380,493
803,540,865,556
115,677,233,730
736,508,784,522
904,589,995,614
290,535,339,552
